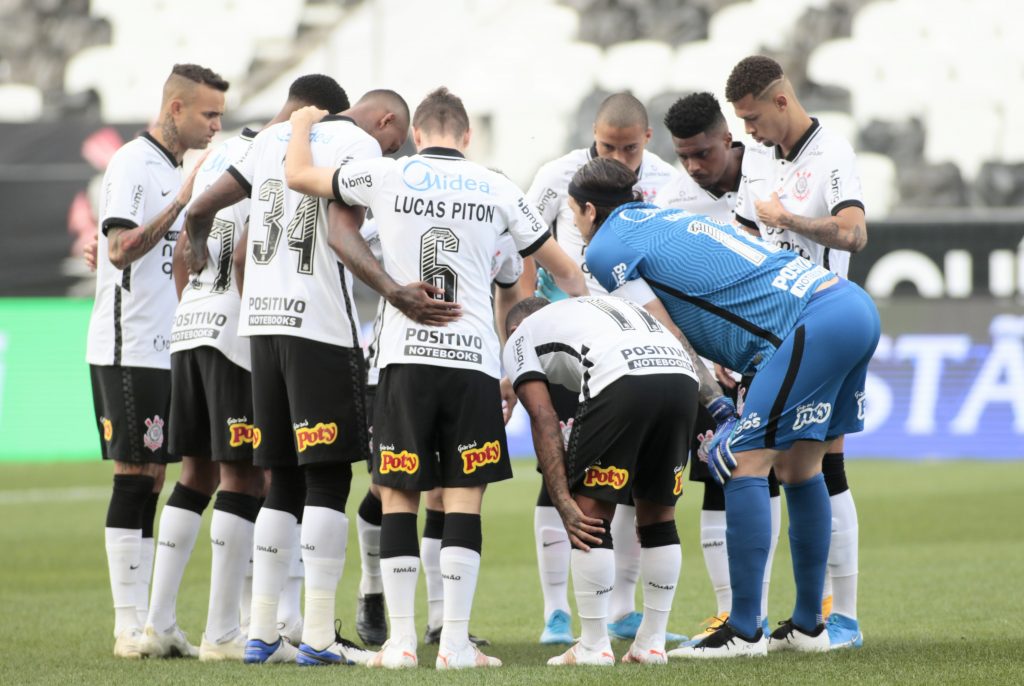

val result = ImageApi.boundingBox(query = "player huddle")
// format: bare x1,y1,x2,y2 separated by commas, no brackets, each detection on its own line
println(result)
87,54,874,669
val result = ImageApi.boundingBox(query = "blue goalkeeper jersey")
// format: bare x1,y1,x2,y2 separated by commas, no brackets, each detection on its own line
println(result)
585,203,834,374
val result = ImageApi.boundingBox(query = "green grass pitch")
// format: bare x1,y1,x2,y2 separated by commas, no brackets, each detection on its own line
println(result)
1,459,1022,685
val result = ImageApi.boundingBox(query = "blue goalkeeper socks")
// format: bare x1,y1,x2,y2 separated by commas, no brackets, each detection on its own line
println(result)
784,472,832,632
724,476,771,639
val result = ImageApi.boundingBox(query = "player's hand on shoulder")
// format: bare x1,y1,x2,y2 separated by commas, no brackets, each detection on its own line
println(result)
177,150,211,207
290,106,328,127
83,232,98,272
387,281,462,327
714,363,738,391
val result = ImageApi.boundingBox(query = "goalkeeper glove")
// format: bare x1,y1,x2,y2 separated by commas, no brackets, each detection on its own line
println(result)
535,267,569,301
705,396,739,485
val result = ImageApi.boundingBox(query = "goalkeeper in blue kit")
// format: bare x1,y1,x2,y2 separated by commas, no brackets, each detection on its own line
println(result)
573,157,880,658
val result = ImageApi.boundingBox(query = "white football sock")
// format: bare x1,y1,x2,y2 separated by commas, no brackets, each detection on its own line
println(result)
421,536,444,629
249,508,297,643
276,523,303,633
147,505,202,632
381,555,419,644
135,537,154,627
761,495,781,626
572,547,614,652
534,505,571,619
822,569,834,601
301,506,348,650
609,504,641,621
438,546,481,653
356,513,382,596
206,509,254,642
105,527,142,636
699,509,731,616
829,489,859,619
635,543,681,651
240,554,253,632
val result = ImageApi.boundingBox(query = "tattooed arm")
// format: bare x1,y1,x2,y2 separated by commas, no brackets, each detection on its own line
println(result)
755,193,867,252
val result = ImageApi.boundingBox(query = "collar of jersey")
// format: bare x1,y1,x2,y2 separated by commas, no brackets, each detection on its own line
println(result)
775,117,820,163
321,114,356,125
140,131,180,168
241,126,260,140
419,146,465,159
588,142,642,175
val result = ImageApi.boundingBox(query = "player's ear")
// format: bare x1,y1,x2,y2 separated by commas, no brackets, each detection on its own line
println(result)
379,112,395,130
412,127,423,149
461,127,472,149
644,127,653,143
723,128,733,145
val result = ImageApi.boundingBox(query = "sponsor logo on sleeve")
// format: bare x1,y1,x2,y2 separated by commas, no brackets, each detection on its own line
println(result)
143,415,164,452
294,421,338,452
583,464,629,490
380,449,420,475
100,416,113,442
612,262,628,287
792,402,833,431
460,440,501,474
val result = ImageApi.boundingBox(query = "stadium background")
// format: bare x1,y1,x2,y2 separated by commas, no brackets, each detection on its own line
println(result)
0,0,1021,462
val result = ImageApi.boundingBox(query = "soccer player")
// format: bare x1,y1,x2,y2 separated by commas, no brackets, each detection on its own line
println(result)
574,157,879,657
505,296,699,666
86,63,226,659
150,75,350,662
657,92,782,647
525,92,681,644
726,55,867,649
354,223,521,649
184,88,418,666
284,87,586,669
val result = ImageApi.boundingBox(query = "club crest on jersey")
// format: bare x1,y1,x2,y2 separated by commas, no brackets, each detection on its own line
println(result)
793,171,812,201
380,450,419,475
460,440,501,474
792,402,832,431
584,465,629,490
856,390,866,421
295,422,338,452
228,422,259,448
143,415,164,452
100,416,113,442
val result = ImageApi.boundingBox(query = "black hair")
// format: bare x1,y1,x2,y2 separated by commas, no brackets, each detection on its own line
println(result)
663,92,727,139
170,63,229,92
288,74,349,113
725,55,785,102
595,92,649,129
505,296,550,336
568,157,642,232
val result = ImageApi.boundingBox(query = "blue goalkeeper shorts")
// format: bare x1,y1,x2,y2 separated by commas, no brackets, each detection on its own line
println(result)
728,279,880,453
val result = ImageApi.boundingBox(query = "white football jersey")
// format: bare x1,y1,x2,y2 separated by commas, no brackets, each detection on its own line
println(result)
734,119,864,278
503,296,698,401
170,129,257,370
233,116,382,347
335,147,548,379
526,145,680,295
86,133,183,369
655,143,744,223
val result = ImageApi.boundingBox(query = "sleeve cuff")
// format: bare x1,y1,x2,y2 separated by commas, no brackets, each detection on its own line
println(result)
227,165,252,196
494,279,518,289
831,199,865,215
101,217,137,236
511,371,548,392
519,230,552,257
735,213,758,230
